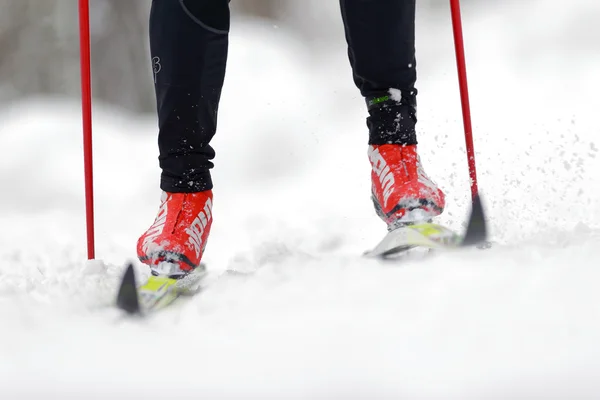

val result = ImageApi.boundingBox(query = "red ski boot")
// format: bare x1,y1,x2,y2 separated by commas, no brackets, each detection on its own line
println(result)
369,144,445,230
137,190,213,277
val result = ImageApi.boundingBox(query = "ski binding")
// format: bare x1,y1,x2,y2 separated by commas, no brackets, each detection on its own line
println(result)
365,194,488,259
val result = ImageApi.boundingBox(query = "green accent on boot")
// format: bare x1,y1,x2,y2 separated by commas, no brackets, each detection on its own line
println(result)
367,95,391,108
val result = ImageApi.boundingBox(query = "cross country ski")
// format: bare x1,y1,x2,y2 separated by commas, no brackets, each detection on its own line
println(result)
365,194,488,258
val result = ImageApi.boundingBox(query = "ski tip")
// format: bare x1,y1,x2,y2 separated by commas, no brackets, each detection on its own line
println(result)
461,193,488,248
116,263,141,315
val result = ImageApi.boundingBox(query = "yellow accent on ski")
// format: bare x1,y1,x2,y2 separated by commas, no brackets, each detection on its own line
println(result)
410,223,461,246
138,275,181,311
410,223,446,237
140,275,178,292
365,222,462,258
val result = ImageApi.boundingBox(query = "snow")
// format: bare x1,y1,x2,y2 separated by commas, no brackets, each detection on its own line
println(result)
2,4,600,399
388,88,403,102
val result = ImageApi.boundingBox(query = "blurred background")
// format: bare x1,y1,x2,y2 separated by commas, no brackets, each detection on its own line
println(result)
0,0,461,111
3,0,596,113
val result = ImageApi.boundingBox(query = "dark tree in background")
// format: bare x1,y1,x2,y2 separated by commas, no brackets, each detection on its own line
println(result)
0,0,154,112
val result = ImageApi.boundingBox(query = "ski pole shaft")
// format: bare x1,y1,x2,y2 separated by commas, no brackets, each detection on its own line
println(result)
449,0,479,200
78,0,95,259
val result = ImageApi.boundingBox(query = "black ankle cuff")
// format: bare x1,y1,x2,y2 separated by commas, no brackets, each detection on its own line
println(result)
160,170,213,193
366,94,418,146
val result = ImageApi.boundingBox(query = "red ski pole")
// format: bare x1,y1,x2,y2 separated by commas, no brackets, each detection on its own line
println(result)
449,0,479,200
78,0,95,259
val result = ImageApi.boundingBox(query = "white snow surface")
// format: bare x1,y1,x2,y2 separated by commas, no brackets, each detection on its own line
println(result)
2,5,600,399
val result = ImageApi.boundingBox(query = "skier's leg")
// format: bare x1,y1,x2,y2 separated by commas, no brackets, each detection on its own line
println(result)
340,0,445,228
151,0,229,193
138,0,229,273
340,0,417,145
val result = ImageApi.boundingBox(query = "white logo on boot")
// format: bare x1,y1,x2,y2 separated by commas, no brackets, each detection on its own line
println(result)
142,194,169,254
369,147,395,207
185,198,213,259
